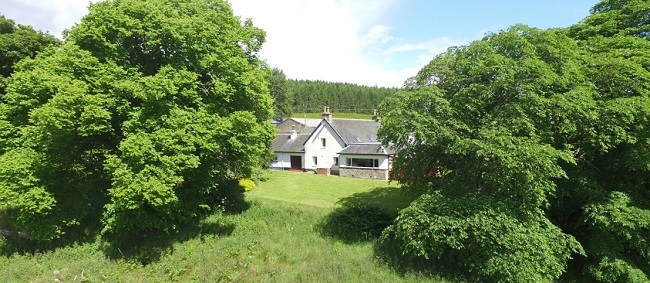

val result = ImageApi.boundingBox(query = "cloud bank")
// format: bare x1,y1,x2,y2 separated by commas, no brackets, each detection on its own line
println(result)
230,0,468,87
1,0,472,87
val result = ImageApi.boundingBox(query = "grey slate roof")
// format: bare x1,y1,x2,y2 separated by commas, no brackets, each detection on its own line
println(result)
328,119,380,144
338,143,399,155
385,145,400,155
338,144,385,155
301,126,317,135
272,134,309,152
272,117,398,156
288,118,322,128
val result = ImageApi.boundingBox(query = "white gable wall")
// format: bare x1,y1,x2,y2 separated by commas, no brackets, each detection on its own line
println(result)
271,153,303,169
303,120,346,169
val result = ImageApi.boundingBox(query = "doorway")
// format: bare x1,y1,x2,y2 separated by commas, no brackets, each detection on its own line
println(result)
290,155,302,171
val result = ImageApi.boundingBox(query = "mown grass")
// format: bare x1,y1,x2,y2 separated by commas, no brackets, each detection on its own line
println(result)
248,170,415,213
292,112,373,120
0,170,438,282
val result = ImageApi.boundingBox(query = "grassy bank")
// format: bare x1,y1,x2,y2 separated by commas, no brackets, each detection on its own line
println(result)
1,171,438,282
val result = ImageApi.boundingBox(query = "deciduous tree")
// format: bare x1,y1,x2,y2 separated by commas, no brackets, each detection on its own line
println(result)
0,15,59,94
0,0,274,241
268,67,292,118
379,13,650,280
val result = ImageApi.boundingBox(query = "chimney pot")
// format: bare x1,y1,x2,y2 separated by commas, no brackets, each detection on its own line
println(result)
322,105,332,123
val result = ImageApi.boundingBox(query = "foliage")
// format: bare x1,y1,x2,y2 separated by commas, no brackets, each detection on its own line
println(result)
268,68,292,118
0,15,60,94
570,0,650,40
239,178,256,192
379,192,582,282
0,0,274,241
378,2,650,279
287,79,398,115
320,204,394,243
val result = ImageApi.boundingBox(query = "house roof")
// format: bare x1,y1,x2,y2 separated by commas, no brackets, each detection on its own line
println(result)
384,144,400,155
338,143,399,155
328,119,380,144
338,143,385,155
272,134,309,153
287,118,322,128
270,117,286,125
273,116,397,156
300,126,317,135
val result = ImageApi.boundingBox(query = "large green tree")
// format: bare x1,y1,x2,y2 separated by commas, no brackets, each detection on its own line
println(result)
0,15,59,94
0,0,274,241
378,2,650,279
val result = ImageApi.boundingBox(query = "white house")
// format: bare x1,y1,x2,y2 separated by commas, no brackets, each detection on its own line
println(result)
271,107,396,180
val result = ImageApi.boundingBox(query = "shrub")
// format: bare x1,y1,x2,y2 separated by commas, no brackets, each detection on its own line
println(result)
251,168,271,183
378,192,583,282
239,179,256,192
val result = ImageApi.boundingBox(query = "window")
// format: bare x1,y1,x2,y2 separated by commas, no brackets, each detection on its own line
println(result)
353,135,363,142
367,135,377,142
346,158,379,168
334,157,339,165
272,155,278,162
321,138,326,148
313,156,318,166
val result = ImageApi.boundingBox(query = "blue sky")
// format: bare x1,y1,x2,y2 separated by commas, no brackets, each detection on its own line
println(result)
365,1,597,71
1,0,599,87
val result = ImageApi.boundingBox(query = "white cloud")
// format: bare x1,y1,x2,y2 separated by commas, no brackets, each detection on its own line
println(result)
362,24,394,46
384,37,461,54
230,0,421,87
1,0,470,88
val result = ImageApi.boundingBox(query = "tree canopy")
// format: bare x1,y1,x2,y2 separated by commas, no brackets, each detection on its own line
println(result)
0,15,60,94
287,79,397,115
268,67,292,118
0,0,274,241
378,0,650,281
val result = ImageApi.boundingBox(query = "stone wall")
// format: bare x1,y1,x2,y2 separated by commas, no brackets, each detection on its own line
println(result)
339,168,388,180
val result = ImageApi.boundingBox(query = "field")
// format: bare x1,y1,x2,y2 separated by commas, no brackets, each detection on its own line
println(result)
0,170,444,282
291,112,373,120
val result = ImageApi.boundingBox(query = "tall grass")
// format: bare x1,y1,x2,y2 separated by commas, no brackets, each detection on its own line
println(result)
0,199,444,282
0,171,442,282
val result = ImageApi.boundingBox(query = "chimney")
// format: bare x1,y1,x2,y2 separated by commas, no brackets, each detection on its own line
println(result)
289,125,297,139
322,106,332,123
372,109,380,122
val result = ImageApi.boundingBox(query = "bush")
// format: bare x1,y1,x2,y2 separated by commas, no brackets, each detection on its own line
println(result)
378,192,583,282
251,168,271,183
239,179,256,192
320,204,394,243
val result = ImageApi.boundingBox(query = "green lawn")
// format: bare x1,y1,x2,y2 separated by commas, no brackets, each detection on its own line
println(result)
0,170,439,282
292,112,373,120
248,170,416,214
